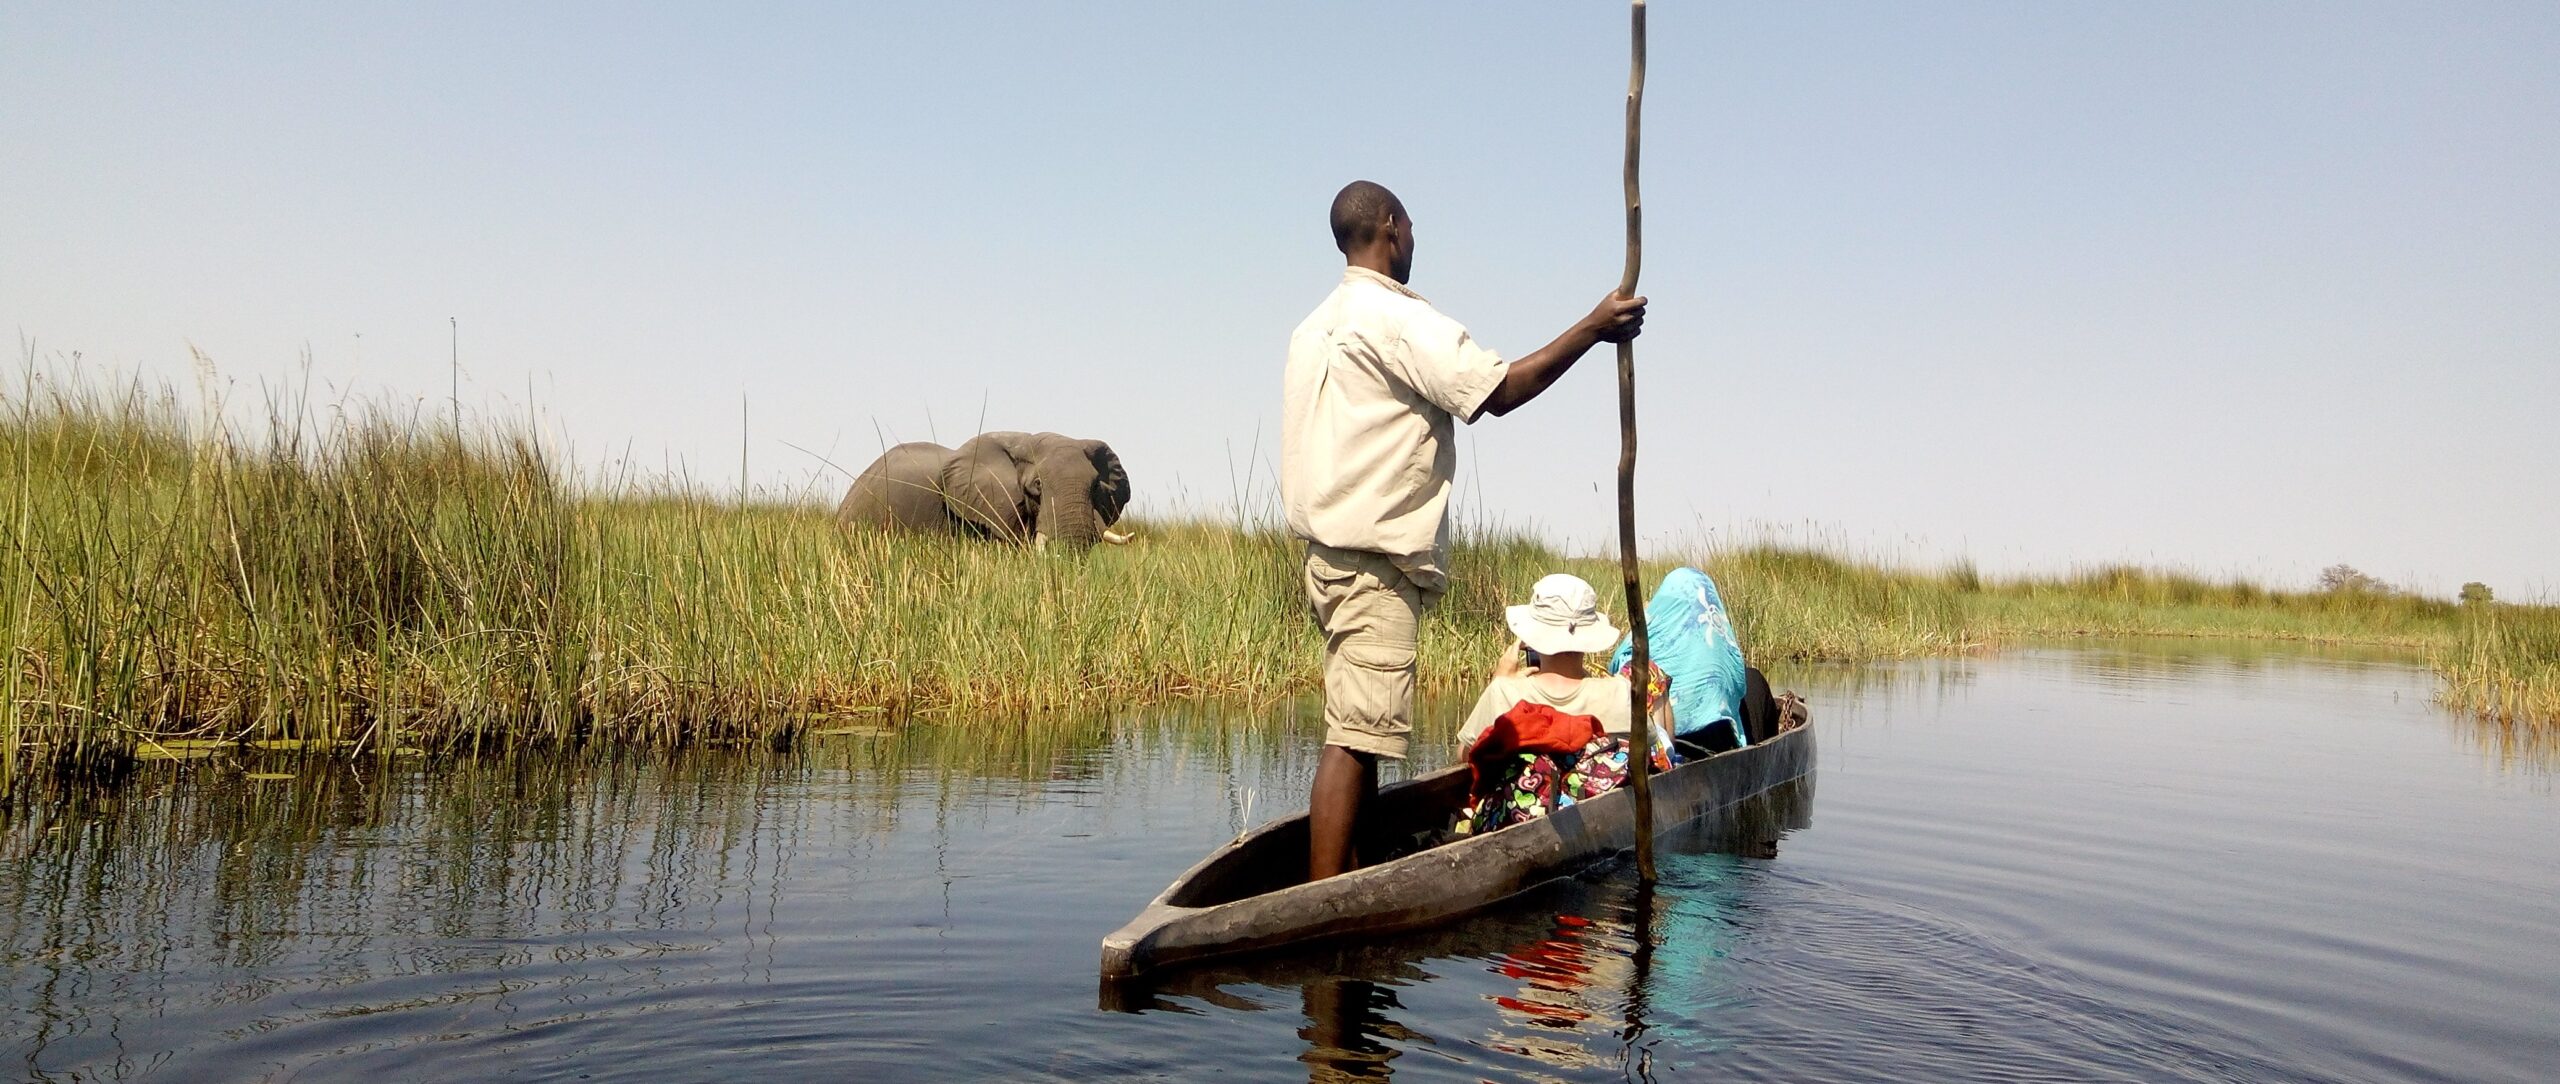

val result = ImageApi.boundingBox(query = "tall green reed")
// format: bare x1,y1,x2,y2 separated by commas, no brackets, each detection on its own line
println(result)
6,368,2553,802
2439,604,2560,727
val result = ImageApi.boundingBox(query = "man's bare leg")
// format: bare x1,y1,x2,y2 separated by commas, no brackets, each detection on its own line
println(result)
1308,745,1377,881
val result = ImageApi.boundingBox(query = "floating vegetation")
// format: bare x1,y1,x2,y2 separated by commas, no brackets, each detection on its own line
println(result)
135,741,229,762
809,725,899,739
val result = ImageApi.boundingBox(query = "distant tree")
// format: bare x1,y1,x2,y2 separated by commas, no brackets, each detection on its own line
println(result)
2461,581,2495,606
2318,564,2392,594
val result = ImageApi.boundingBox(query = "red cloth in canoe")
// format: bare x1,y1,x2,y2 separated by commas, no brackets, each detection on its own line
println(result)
1463,701,1606,795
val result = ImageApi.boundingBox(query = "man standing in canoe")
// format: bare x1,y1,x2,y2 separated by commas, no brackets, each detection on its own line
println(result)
1280,180,1647,880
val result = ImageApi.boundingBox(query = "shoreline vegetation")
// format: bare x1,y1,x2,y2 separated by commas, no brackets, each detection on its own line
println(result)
6,375,2554,799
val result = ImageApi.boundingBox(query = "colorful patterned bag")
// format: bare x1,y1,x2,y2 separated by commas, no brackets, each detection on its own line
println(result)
1463,735,1640,834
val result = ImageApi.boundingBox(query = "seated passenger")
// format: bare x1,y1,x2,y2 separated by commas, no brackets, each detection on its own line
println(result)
1454,574,1671,833
1607,566,1781,755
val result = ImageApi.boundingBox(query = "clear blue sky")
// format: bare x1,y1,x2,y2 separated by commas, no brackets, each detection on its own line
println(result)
6,3,2554,599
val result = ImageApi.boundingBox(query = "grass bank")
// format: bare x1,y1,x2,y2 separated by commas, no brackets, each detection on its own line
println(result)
5,376,2552,795
2437,605,2560,726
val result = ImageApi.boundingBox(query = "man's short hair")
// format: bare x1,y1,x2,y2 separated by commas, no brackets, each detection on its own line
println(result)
1329,180,1403,253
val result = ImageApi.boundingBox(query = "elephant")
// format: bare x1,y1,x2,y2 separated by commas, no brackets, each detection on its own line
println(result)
835,431,1132,551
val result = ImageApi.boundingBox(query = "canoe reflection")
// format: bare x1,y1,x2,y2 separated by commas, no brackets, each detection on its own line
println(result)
1102,777,1814,1078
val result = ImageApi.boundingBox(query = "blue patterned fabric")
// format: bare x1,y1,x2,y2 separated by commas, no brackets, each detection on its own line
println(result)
1608,566,1748,742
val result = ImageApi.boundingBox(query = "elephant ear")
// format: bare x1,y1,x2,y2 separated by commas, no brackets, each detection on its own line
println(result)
1086,440,1130,527
939,435,1033,542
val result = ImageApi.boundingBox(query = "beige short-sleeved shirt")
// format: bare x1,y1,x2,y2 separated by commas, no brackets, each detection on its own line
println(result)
1281,267,1508,596
1454,674,1636,750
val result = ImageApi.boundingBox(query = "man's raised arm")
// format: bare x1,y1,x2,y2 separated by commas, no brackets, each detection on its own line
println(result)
1472,291,1648,420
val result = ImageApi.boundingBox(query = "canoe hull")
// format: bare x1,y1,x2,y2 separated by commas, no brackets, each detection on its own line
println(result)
1099,721,1814,981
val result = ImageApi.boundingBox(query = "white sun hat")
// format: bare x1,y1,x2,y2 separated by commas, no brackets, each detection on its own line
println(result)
1505,573,1624,656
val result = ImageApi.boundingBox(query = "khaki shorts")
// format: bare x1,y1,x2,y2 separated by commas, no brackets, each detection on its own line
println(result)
1302,544,1425,760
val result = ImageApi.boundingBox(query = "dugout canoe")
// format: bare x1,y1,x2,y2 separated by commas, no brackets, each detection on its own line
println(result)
1098,712,1814,981
1098,774,1815,1013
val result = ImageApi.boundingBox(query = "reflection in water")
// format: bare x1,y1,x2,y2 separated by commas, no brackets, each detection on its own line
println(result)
0,707,1317,1082
1121,779,1815,1081
2071,635,2426,682
1477,897,1638,1075
2,641,2555,1082
1784,638,2560,779
0,750,806,1080
2451,711,2560,777
1484,783,1809,1079
1298,978,1403,1082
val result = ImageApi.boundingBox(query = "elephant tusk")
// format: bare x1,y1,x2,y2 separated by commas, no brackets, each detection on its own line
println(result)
1033,532,1049,551
1102,529,1135,546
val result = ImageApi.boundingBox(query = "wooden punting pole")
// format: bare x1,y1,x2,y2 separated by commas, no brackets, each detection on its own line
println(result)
1615,0,1656,884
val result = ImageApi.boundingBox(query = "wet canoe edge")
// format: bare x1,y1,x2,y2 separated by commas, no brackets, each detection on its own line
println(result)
1098,720,1815,983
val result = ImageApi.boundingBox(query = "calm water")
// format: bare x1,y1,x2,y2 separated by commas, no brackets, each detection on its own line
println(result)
3,642,2554,1082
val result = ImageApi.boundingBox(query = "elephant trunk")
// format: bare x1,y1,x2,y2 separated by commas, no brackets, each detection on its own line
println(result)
1034,449,1103,552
